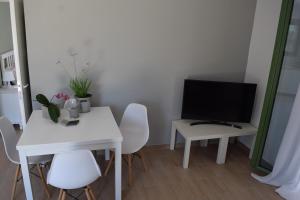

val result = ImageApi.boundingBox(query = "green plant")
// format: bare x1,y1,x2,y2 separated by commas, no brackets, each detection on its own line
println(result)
69,77,92,98
36,94,60,123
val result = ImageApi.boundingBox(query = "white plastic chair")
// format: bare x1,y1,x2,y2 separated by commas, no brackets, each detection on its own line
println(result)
0,116,52,199
47,150,101,200
104,103,149,185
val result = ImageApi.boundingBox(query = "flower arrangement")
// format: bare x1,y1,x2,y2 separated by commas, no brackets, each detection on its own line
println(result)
57,51,93,112
51,92,70,108
53,92,70,101
56,52,93,98
36,94,60,123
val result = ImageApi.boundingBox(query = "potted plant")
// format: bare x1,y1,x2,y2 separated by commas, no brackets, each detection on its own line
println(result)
69,77,92,113
56,51,94,113
36,94,60,123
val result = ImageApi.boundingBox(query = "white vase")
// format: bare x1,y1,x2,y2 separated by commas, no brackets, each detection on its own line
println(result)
42,105,50,119
76,96,91,113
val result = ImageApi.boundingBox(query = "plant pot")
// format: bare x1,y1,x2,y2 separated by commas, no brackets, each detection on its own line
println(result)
42,105,50,119
76,95,91,113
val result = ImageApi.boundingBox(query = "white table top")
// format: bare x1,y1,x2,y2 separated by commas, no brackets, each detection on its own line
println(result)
17,107,123,151
173,120,257,140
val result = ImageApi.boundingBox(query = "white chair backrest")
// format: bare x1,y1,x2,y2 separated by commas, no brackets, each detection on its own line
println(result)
119,103,149,154
1,50,15,71
47,150,101,190
0,117,19,164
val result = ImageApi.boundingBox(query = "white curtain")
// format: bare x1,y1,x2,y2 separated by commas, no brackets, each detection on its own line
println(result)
252,85,300,200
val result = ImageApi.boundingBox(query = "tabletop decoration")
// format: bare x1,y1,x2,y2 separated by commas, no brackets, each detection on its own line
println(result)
56,51,93,113
69,77,92,113
36,94,60,123
52,92,70,108
64,98,80,118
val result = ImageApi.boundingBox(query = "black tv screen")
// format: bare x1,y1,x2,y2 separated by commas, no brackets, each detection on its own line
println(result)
181,80,256,122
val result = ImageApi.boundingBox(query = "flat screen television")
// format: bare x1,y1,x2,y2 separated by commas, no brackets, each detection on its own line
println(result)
181,79,256,123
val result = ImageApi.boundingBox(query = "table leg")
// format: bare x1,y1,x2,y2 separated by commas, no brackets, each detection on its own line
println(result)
183,139,191,169
115,142,122,200
217,137,229,164
19,151,34,200
105,148,110,161
170,123,177,150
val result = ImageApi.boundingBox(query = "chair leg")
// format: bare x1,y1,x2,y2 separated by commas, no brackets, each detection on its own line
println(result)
57,189,63,200
138,150,148,172
87,185,96,200
61,190,67,200
11,165,20,200
127,154,133,186
37,164,51,198
104,152,115,176
85,187,92,200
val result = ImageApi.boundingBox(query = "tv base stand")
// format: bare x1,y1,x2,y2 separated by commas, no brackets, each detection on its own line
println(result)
170,120,257,168
190,121,242,129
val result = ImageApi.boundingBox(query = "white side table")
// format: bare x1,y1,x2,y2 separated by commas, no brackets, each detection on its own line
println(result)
170,120,257,168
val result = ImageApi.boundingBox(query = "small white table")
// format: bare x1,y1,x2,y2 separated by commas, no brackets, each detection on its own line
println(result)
17,107,123,200
170,120,257,168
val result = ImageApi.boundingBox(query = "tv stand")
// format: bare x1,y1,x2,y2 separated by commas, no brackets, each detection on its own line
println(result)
190,121,242,129
170,120,257,168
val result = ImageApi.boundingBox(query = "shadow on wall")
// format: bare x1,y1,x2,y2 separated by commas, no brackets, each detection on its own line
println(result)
92,67,244,145
91,65,176,145
106,99,169,146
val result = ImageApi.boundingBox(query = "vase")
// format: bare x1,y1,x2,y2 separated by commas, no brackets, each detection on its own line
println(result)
69,107,80,118
42,105,50,119
76,95,91,113
64,98,80,118
53,98,65,109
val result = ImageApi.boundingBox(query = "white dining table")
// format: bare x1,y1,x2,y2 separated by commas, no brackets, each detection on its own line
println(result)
16,107,123,200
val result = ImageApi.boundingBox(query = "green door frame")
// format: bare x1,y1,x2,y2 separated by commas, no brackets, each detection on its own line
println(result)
251,0,295,173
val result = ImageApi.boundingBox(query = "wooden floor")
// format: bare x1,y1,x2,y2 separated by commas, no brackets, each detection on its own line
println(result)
0,140,283,200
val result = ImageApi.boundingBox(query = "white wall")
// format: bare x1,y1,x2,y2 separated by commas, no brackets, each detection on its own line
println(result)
0,2,13,54
24,0,257,145
240,0,282,148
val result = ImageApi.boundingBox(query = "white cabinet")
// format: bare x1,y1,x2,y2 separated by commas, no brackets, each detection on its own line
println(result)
0,87,22,127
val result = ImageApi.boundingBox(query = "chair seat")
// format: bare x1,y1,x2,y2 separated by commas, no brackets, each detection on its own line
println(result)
0,117,52,199
47,150,101,190
120,127,147,154
104,103,149,186
118,103,149,155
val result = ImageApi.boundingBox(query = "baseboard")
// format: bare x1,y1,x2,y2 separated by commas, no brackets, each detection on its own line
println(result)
144,144,170,150
145,140,251,153
145,139,231,150
236,141,250,155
